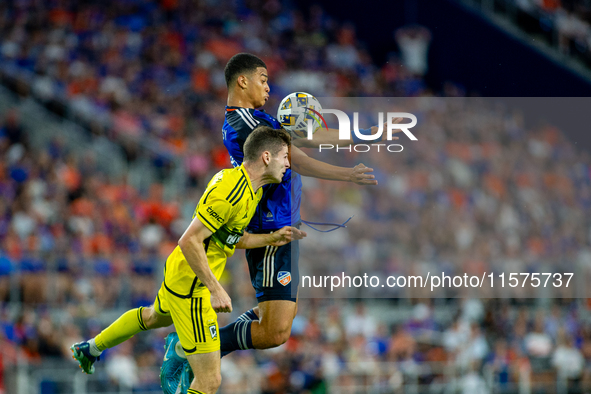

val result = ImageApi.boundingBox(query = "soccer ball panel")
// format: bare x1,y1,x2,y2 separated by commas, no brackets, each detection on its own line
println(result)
277,92,323,139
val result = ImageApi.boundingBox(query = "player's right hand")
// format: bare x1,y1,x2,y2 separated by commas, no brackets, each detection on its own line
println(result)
350,163,378,186
270,226,307,246
210,287,232,313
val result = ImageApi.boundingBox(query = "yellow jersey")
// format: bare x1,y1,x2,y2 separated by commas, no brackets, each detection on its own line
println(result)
163,164,262,298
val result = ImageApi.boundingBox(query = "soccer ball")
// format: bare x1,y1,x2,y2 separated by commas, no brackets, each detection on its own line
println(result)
277,92,323,139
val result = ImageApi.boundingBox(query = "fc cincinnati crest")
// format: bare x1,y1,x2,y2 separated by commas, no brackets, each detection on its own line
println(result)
277,271,291,286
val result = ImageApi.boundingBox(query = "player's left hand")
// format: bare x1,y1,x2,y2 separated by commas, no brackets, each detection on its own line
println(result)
349,163,378,186
270,226,307,246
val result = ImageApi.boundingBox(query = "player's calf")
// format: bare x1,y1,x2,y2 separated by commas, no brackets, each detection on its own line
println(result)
71,305,173,374
186,351,222,394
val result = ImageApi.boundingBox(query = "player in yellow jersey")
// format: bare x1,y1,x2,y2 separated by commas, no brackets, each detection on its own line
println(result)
71,126,306,394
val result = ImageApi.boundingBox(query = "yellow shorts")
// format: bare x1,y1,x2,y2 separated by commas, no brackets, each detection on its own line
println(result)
154,282,220,355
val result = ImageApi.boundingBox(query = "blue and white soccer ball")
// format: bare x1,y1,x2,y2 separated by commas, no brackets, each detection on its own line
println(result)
277,92,323,139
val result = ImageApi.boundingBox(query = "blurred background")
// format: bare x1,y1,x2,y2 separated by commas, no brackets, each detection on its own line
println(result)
0,0,590,393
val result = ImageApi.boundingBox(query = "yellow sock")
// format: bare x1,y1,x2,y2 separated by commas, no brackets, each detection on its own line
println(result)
94,307,148,351
187,390,205,394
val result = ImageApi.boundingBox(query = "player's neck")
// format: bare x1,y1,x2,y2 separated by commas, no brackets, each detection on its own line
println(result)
227,92,256,109
242,163,271,191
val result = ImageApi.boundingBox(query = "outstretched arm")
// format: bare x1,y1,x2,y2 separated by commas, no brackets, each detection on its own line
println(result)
291,145,378,185
293,127,352,148
236,226,307,249
293,118,403,148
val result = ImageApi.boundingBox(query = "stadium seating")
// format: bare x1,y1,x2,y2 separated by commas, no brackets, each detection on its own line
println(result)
0,0,590,393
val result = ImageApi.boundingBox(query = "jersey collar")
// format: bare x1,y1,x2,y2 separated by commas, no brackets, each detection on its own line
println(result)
225,106,266,113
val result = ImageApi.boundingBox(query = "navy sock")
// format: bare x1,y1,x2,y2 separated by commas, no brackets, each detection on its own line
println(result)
237,308,258,322
220,309,257,357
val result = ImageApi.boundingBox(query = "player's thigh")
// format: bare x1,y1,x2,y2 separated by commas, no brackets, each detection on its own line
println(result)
258,299,297,332
166,291,220,355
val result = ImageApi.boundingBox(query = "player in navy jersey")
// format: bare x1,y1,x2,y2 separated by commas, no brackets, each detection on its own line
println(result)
162,53,385,391
217,53,382,353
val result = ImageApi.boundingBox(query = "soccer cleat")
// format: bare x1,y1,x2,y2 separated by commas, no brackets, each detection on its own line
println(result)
160,332,186,394
179,361,194,394
70,341,100,374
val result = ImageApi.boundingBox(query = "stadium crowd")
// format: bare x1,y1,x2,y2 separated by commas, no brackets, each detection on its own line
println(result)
0,0,426,161
506,0,591,63
0,0,589,393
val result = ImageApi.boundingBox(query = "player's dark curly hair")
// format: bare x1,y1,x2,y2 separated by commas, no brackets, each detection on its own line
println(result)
243,126,291,163
224,53,267,87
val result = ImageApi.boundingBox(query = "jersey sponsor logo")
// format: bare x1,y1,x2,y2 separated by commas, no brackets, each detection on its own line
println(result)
207,206,224,223
277,271,291,286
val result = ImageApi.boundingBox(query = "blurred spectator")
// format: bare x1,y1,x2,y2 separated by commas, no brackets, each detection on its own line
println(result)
551,331,584,380
344,302,377,339
395,25,431,77
105,342,139,389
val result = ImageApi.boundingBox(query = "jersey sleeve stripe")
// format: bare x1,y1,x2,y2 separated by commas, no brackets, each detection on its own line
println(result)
229,181,248,206
242,108,260,126
239,168,254,198
237,109,256,128
241,108,260,126
227,177,247,203
203,187,217,204
226,176,246,200
197,212,220,232
232,183,248,206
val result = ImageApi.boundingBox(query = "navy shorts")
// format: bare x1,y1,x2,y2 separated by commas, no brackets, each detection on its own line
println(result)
246,232,299,303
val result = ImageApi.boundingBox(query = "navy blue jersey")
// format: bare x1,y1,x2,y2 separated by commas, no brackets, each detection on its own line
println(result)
222,106,302,231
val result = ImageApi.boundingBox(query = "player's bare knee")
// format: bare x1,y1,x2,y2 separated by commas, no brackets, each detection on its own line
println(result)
211,371,222,390
192,373,221,393
268,326,291,347
259,318,292,347
143,306,168,329
269,333,287,348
